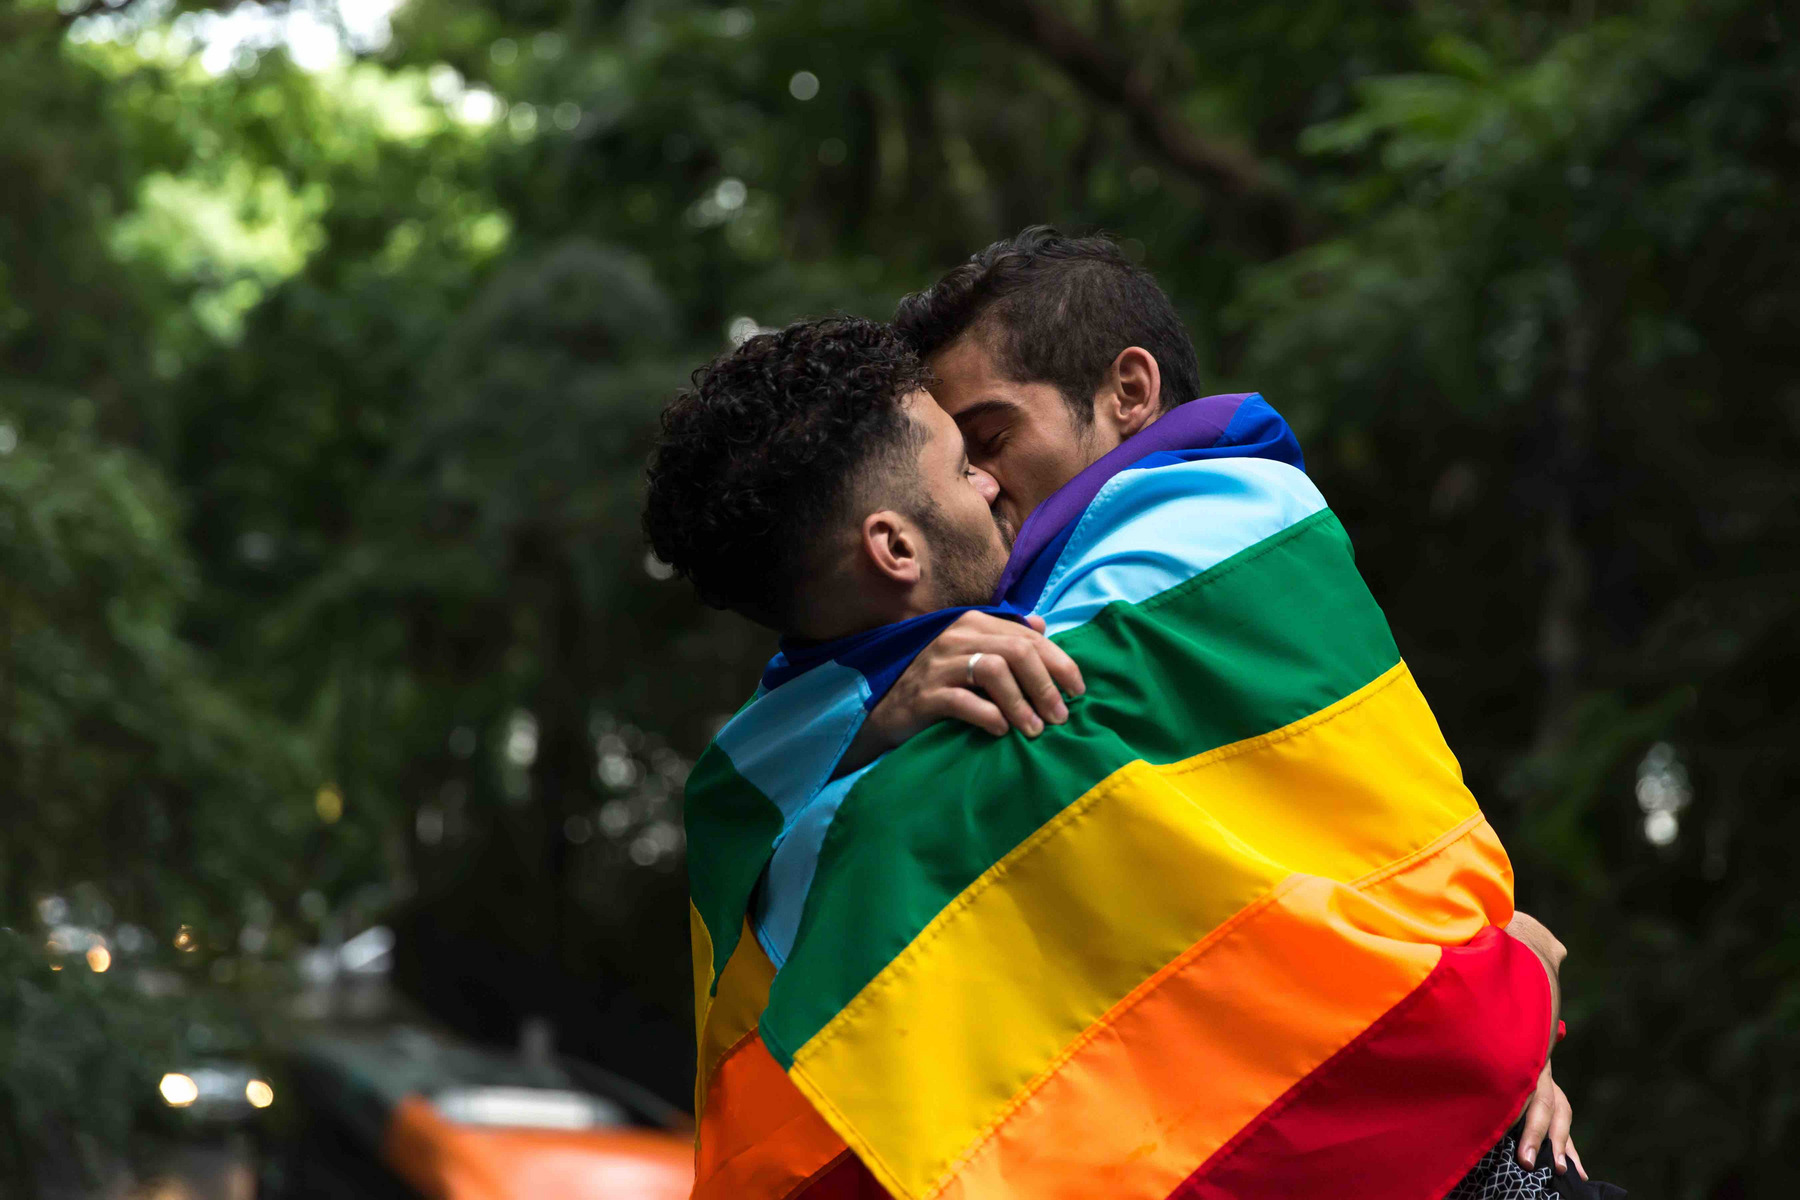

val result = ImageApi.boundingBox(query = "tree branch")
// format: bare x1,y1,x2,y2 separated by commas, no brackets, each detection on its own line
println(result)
47,0,235,33
57,0,116,30
947,0,1306,247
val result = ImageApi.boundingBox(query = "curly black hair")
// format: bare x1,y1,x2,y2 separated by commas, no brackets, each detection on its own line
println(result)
643,317,934,630
893,225,1204,424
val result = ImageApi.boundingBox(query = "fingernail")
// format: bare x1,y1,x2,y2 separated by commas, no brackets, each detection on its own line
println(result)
1052,701,1068,722
1521,1148,1535,1167
1555,1155,1566,1173
1027,720,1043,736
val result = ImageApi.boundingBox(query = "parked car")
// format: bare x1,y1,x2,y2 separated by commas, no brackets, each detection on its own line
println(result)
255,1025,692,1199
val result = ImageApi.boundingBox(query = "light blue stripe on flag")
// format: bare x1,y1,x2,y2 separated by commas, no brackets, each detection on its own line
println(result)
754,760,876,968
711,661,871,827
1035,456,1327,636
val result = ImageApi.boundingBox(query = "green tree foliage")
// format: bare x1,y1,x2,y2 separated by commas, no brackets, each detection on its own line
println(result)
1,0,1794,1194
1238,9,1800,1190
0,400,314,924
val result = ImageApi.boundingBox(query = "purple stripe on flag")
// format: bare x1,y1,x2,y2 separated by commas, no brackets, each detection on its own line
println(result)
991,393,1252,602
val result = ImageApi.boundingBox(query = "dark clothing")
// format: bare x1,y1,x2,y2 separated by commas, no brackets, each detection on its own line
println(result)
1450,1134,1627,1200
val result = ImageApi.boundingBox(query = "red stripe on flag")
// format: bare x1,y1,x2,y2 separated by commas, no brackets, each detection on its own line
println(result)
1172,925,1550,1200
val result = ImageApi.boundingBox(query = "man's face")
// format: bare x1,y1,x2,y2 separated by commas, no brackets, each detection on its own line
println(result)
900,390,1011,608
927,333,1100,535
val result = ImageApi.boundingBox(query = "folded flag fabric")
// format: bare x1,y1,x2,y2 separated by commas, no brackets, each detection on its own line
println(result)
684,394,1551,1200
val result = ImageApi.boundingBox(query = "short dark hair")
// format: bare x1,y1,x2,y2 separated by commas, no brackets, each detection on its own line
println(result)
643,317,932,630
893,226,1205,424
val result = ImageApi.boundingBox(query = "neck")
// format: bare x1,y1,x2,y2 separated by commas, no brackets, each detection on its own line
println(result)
790,586,936,644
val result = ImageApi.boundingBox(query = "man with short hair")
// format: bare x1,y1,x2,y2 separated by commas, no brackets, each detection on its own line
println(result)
877,224,1588,1176
896,224,1209,538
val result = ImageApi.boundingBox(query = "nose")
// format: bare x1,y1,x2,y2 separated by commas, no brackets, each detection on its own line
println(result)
969,465,1001,505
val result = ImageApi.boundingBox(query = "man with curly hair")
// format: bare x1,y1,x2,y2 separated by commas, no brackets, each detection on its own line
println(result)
645,315,1062,657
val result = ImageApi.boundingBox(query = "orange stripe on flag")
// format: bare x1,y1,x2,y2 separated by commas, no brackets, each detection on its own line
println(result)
928,819,1506,1200
696,1034,848,1200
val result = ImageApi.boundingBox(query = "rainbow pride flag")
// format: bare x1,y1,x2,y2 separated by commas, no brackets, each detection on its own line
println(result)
684,395,1551,1200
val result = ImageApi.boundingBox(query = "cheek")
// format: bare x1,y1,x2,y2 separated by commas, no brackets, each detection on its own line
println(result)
1002,438,1070,505
957,492,1008,551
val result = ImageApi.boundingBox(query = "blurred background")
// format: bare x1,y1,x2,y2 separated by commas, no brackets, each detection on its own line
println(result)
1,0,1795,1196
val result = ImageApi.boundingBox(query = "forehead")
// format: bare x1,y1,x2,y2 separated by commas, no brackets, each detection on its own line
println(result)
925,334,1011,414
902,388,961,450
927,332,1059,426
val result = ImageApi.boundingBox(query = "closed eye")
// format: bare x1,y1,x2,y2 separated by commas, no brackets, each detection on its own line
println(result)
952,400,1018,460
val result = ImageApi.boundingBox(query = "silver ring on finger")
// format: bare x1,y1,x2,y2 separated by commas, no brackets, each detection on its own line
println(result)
966,652,986,686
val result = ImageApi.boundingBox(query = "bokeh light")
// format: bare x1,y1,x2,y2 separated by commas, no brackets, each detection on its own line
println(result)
315,783,343,824
159,1073,199,1107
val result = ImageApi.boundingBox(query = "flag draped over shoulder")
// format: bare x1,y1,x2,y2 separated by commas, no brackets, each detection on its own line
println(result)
684,395,1551,1200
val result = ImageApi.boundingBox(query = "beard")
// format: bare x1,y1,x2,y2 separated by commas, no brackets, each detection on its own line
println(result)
992,504,1017,551
914,499,1010,609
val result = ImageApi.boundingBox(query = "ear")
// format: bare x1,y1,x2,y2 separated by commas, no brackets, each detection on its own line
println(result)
1098,346,1162,438
859,509,923,587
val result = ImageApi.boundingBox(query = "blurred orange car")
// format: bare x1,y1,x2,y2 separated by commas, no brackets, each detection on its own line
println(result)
259,1026,693,1200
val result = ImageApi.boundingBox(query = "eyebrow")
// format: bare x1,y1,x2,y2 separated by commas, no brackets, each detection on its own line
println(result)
950,398,1018,431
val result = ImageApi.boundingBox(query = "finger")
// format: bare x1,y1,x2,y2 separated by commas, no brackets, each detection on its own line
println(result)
1516,1076,1551,1168
1024,614,1047,633
972,654,1044,736
1566,1142,1587,1181
1548,1088,1573,1174
934,616,1082,711
991,638,1070,724
1027,629,1086,698
929,687,1011,738
924,617,1014,682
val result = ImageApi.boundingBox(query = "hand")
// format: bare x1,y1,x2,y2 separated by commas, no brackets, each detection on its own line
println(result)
1505,910,1566,1043
837,612,1085,775
1515,1059,1586,1179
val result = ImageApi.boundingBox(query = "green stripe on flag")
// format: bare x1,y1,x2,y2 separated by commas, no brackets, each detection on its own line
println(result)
683,743,783,989
761,510,1400,1061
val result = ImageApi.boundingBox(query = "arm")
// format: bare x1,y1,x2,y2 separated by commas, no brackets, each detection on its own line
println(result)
1507,911,1586,1178
1507,910,1565,1039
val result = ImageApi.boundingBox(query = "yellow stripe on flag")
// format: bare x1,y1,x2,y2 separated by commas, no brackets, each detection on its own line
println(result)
690,901,715,1118
696,918,779,1118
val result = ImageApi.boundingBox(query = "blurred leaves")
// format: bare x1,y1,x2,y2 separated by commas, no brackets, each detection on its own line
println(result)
0,400,315,928
0,930,261,1190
